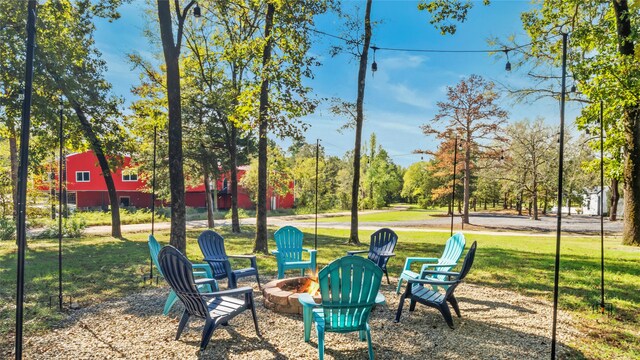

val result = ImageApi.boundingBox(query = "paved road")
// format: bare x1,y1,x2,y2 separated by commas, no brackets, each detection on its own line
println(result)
82,210,622,237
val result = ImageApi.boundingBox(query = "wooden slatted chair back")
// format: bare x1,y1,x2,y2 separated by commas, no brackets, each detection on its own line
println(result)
444,241,477,298
197,230,228,278
367,228,398,267
158,246,209,319
274,226,304,262
318,256,383,333
148,235,164,277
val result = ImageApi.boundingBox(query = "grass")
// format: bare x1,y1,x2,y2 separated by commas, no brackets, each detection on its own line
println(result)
0,227,638,358
303,207,444,223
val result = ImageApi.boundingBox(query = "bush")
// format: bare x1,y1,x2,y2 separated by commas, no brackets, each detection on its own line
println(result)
0,218,16,240
225,208,250,219
34,216,87,239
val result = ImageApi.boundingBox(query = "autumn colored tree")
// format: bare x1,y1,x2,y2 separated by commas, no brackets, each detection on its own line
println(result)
422,75,507,223
424,136,465,214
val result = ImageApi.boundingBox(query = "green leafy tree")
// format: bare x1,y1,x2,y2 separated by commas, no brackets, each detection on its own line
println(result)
506,0,640,245
503,118,556,220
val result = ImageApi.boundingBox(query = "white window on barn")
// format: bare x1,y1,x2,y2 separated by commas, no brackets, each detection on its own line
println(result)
76,171,90,182
122,169,139,182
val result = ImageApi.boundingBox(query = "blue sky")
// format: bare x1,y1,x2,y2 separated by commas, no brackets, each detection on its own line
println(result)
94,0,581,167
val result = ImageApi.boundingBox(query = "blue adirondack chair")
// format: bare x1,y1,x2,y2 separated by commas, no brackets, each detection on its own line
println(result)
299,256,383,360
347,228,398,284
158,246,260,351
395,241,477,329
273,226,317,279
396,232,466,294
148,235,217,315
198,230,261,289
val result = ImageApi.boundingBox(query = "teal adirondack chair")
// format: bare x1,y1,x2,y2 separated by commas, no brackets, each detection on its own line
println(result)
299,256,383,360
148,235,218,315
273,226,317,279
396,232,466,294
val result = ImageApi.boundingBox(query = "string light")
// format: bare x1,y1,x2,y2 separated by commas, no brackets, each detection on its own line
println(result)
193,2,201,17
371,46,378,75
504,49,511,71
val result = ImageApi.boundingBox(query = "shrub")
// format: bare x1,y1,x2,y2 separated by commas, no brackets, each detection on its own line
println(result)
34,216,87,239
224,208,250,219
0,218,16,240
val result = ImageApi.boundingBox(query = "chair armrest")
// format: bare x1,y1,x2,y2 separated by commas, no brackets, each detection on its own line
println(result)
302,248,317,254
228,254,257,259
201,286,253,297
229,254,258,269
193,263,211,270
422,263,457,268
408,278,457,286
378,252,396,258
421,270,460,277
298,293,320,308
195,278,218,286
346,250,369,255
402,256,439,271
271,250,279,255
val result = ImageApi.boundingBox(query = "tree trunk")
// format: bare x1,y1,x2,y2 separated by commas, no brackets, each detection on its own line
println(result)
462,143,471,223
517,191,523,215
610,178,619,221
349,0,373,245
204,165,215,229
503,192,507,209
9,133,18,220
613,0,640,245
157,0,187,253
484,198,487,210
253,2,274,254
542,190,548,215
532,178,539,220
72,104,121,238
229,126,241,233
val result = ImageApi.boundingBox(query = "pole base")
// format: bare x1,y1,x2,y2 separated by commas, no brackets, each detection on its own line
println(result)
48,294,73,310
591,301,614,316
142,274,161,286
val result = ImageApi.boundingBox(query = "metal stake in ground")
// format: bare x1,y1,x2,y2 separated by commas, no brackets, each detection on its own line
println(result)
15,1,37,358
58,97,64,311
551,31,568,360
315,139,320,250
450,136,458,236
150,125,157,279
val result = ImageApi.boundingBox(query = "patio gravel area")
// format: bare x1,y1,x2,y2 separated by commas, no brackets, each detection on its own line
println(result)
21,280,581,359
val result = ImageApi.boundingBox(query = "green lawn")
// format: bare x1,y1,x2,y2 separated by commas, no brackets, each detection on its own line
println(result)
0,228,638,358
304,207,443,223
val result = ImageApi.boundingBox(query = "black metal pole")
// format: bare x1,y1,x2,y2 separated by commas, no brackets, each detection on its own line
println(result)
551,32,568,360
599,100,605,313
15,1,37,358
315,139,319,250
450,137,458,236
150,125,157,279
58,98,64,311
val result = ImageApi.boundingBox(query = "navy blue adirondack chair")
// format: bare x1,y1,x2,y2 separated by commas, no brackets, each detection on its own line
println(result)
158,246,260,351
395,241,477,329
148,235,217,315
198,230,261,289
347,228,398,284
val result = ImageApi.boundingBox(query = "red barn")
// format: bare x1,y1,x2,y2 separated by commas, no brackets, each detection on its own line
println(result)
41,151,294,211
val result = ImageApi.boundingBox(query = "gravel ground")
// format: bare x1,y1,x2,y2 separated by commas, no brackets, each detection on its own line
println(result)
21,280,581,359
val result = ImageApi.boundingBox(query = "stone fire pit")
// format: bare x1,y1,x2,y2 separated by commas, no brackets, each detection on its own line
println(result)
263,277,321,314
